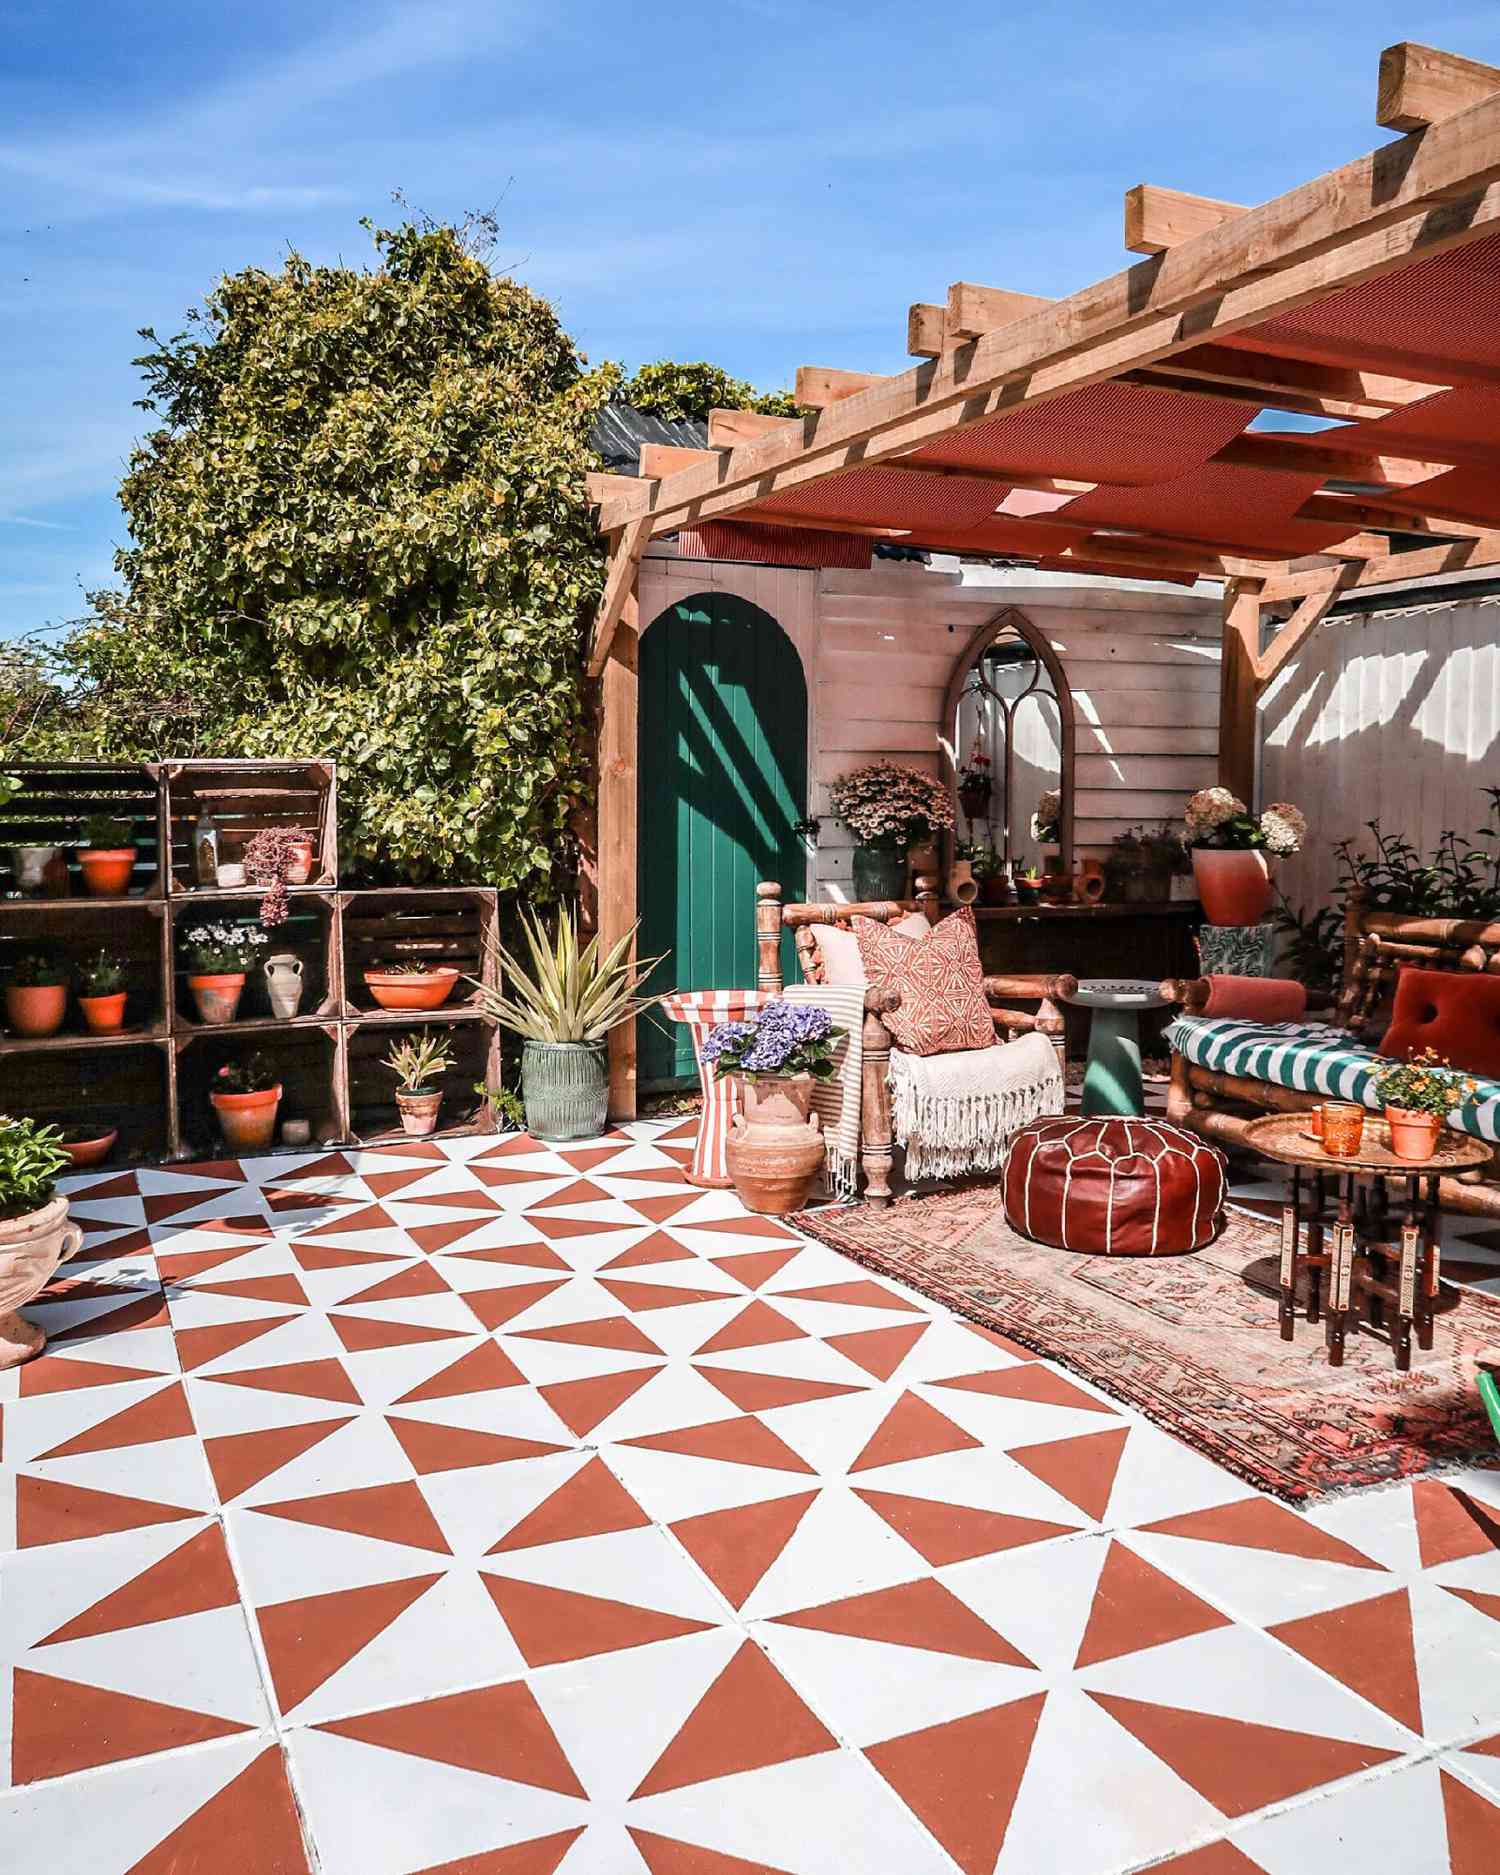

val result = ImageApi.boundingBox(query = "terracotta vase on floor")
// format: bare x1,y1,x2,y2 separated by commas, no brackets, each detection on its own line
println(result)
1192,847,1272,925
725,1072,825,1215
1385,1105,1442,1161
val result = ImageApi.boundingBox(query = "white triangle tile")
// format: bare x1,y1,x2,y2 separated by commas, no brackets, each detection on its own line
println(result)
287,1262,423,1311
0,1377,176,1466
388,1386,576,1447
617,1298,762,1360
590,1367,740,1445
25,1436,215,1515
419,1449,589,1560
27,1288,158,1340
747,1388,897,1480
915,1378,1128,1453
235,1413,414,1508
588,1443,804,1526
692,1334,880,1389
165,1288,303,1331
764,1297,931,1342
869,1446,1097,1527
165,1242,301,1286
737,1484,930,1621
36,1324,178,1376
942,1533,1110,1675
892,1317,1028,1384
225,1502,452,1607
1229,1757,1451,1874
1126,1528,1395,1629
27,1603,270,1725
483,1276,619,1333
484,1525,729,1625
759,1241,916,1290
1410,1578,1500,1743
336,1336,492,1409
1448,1740,1500,1804
187,1310,345,1376
184,1373,357,1439
1105,1422,1256,1529
601,1258,743,1297
1301,1483,1422,1578
0,1517,215,1656
332,1291,481,1335
502,1335,663,1389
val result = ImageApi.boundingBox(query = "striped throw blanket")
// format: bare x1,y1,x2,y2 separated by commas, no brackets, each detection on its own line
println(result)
783,982,866,1199
1168,1015,1500,1145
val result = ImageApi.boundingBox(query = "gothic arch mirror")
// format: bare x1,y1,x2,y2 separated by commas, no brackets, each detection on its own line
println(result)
943,606,1074,880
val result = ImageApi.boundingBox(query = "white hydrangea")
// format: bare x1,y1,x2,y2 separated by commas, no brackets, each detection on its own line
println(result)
1260,802,1308,856
1183,787,1245,844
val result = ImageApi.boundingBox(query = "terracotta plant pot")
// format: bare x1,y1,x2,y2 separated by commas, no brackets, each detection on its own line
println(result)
396,1088,443,1138
1015,877,1042,907
1192,847,1272,925
286,840,315,886
1076,858,1106,903
77,848,135,897
211,1084,282,1153
363,966,460,1012
947,860,979,906
0,1195,83,1368
79,991,128,1034
5,983,68,1037
1039,870,1075,905
980,874,1013,907
724,1072,825,1215
61,1126,119,1169
1385,1104,1443,1161
188,972,246,1025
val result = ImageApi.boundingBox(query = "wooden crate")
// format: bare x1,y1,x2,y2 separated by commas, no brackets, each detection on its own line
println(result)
7,1041,172,1165
1,899,169,1048
339,887,498,1016
174,1024,342,1159
1,762,163,901
163,760,337,894
173,892,339,1034
345,1015,498,1145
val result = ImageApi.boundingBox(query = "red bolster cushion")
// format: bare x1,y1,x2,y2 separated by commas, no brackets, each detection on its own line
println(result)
1377,965,1500,1079
1199,975,1307,1022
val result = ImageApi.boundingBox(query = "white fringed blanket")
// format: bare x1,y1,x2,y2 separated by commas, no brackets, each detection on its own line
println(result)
782,982,866,1200
890,1030,1064,1181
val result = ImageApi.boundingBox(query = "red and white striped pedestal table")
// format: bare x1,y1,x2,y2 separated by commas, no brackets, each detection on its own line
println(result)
659,990,775,1188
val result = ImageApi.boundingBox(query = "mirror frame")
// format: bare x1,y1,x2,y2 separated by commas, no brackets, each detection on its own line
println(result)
940,604,1076,884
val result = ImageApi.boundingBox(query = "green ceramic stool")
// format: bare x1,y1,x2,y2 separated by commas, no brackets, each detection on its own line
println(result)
1066,979,1171,1117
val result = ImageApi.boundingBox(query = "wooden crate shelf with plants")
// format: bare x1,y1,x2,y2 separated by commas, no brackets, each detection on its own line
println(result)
1,760,500,1167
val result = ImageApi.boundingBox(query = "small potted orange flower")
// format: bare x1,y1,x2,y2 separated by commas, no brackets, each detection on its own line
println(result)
1373,1048,1477,1161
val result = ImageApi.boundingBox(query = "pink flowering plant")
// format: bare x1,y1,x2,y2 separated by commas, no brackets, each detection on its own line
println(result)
701,1001,845,1082
1183,788,1306,856
829,761,955,852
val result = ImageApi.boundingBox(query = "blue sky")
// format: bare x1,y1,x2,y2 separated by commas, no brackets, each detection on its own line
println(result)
4,0,1500,641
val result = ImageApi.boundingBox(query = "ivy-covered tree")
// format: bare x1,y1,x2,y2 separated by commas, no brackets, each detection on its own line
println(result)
25,218,614,888
618,359,800,422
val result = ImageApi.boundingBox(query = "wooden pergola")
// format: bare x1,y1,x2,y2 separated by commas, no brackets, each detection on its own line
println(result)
587,40,1500,1115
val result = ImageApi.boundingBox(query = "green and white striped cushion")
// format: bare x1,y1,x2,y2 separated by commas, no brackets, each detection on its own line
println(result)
1166,1016,1500,1146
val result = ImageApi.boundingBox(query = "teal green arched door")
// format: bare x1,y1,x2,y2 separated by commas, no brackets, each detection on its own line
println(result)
637,592,808,1089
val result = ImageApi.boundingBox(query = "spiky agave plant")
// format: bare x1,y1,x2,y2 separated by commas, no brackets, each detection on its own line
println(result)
469,904,665,1044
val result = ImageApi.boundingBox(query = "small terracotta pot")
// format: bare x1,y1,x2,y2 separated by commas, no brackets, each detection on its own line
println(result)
286,840,315,885
947,860,979,906
79,990,128,1034
980,874,1012,907
1385,1104,1443,1161
725,1072,825,1215
5,982,68,1037
396,1088,443,1137
1192,847,1272,926
0,1195,83,1368
189,972,246,1025
77,848,135,896
1015,877,1042,907
1076,858,1106,903
61,1127,118,1169
211,1084,282,1152
363,967,459,1011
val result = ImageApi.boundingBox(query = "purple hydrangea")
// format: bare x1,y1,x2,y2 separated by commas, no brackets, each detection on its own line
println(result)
702,1000,841,1079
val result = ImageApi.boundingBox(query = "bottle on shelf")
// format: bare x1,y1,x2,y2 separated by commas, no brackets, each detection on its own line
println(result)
193,808,220,886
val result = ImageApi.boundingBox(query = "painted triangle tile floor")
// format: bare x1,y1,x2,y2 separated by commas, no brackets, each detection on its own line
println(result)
3,1118,1500,1873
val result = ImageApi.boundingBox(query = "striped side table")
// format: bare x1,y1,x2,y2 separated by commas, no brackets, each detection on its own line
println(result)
659,990,776,1188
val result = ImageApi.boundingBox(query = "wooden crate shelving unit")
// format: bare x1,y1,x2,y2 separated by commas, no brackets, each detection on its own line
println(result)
2,761,500,1166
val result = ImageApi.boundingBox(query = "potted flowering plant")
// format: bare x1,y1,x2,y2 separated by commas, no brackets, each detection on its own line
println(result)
210,1052,283,1152
74,813,137,897
829,761,955,902
1374,1048,1477,1161
179,922,269,1025
1183,788,1306,925
957,744,993,827
76,947,129,1034
384,1031,456,1137
5,953,70,1038
702,1001,846,1214
0,1114,81,1369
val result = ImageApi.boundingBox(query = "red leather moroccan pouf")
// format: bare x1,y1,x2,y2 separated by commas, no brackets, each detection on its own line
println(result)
1002,1117,1227,1255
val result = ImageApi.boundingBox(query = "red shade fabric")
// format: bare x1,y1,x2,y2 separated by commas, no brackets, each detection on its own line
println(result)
747,468,1008,532
1250,386,1500,474
1054,462,1346,558
1036,554,1195,585
1373,465,1500,529
898,517,1092,559
677,522,871,570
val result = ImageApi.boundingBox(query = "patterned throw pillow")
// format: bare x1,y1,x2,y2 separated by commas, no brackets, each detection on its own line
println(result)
853,908,996,1055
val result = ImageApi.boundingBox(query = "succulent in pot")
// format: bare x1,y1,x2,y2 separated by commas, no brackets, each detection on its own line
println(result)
210,1052,283,1153
76,946,130,1034
75,812,137,897
242,825,314,928
702,1001,846,1215
467,904,664,1142
180,922,269,1025
1373,1048,1478,1161
385,1030,456,1138
0,1114,82,1368
5,952,70,1037
364,957,462,1012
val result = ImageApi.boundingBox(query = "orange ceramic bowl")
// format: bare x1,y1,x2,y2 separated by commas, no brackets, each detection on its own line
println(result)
363,967,460,1012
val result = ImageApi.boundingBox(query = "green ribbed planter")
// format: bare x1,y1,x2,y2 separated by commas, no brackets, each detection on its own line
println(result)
521,1039,609,1142
852,844,907,903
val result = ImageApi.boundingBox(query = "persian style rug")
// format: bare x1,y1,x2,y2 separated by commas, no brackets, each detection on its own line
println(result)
792,1186,1500,1502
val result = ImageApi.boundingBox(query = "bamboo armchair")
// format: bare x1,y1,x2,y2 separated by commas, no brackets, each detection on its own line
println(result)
755,878,1074,1205
1166,889,1500,1220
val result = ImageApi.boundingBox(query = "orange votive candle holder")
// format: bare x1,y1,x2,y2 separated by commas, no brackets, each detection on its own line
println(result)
1320,1102,1365,1157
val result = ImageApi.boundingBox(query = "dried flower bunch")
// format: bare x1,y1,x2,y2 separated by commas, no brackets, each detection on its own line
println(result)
829,762,955,851
180,922,270,973
243,826,310,929
1183,788,1306,856
1374,1047,1478,1119
701,1000,845,1082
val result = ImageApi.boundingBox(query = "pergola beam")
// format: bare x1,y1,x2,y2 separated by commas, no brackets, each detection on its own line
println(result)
638,443,720,479
1213,434,1454,484
1124,184,1248,254
706,408,805,448
907,303,946,358
1259,530,1500,601
1377,42,1500,132
586,516,652,680
945,282,1053,341
794,366,888,408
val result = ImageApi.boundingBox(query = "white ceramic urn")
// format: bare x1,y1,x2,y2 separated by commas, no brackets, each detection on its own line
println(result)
263,951,306,1019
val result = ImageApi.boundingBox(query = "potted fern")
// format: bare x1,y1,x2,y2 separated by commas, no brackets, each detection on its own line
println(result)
385,1031,455,1137
469,906,664,1141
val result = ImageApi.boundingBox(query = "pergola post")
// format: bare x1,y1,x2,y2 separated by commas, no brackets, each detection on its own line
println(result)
598,585,640,1120
1218,577,1262,805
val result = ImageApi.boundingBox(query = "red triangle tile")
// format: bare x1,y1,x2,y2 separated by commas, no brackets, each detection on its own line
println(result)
274,1150,357,1183
191,1273,310,1308
43,1525,239,1644
1144,1847,1267,1875
10,1669,246,1784
344,1261,451,1305
627,1830,794,1875
1270,1589,1424,1732
512,1315,663,1355
601,1232,697,1271
402,1189,501,1213
598,1277,735,1312
257,1575,442,1711
411,1831,583,1875
1073,1541,1230,1667
624,1415,815,1474
155,1244,266,1281
656,1120,700,1142
319,1681,586,1794
849,1391,982,1473
474,1134,548,1159
469,1163,561,1191
263,1185,357,1216
695,1301,807,1356
17,1476,197,1547
67,1171,140,1201
633,1640,837,1796
559,1144,630,1173
1446,1584,1500,1625
539,1366,664,1437
291,1239,405,1272
205,1358,362,1405
482,1575,711,1668
1443,1767,1500,1875
489,1457,650,1552
626,1194,703,1224
462,1280,568,1332
18,1354,159,1397
363,1166,440,1199
528,1213,634,1241
707,1248,802,1290
49,1291,171,1343
399,1209,489,1252
780,1279,917,1313
1089,1691,1399,1816
611,1166,692,1185
254,1480,451,1554
1141,1497,1384,1571
934,1365,1117,1416
854,1488,1078,1566
667,1213,797,1241
395,1341,526,1402
161,1158,245,1181
174,1314,299,1373
778,1577,1032,1665
317,1201,403,1231
866,1694,1046,1875
527,1177,614,1211
1009,1426,1130,1522
39,1381,196,1460
445,1240,571,1271
204,1418,354,1502
695,1366,864,1413
1460,1728,1500,1757
141,1184,239,1224
825,1322,929,1382
387,1416,566,1475
193,1212,273,1238
363,1139,448,1162
330,1313,468,1354
1412,1480,1500,1568
669,1493,819,1609
127,1744,311,1875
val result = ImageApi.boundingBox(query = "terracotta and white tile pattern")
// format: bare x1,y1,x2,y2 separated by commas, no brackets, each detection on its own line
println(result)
2,1119,1499,1873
